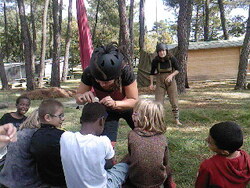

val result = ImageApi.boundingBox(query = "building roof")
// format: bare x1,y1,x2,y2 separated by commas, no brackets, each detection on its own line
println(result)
168,38,244,50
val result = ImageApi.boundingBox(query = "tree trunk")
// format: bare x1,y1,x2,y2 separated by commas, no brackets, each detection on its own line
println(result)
50,0,61,87
30,0,37,77
17,0,35,91
16,4,23,63
3,1,9,63
59,0,63,34
194,5,200,42
92,0,100,43
204,0,210,41
129,0,135,64
49,8,53,59
61,0,72,82
176,0,193,94
139,0,145,52
38,0,50,88
0,48,9,90
118,0,131,65
218,0,229,40
235,5,250,90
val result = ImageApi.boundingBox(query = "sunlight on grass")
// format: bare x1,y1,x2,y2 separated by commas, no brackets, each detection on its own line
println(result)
203,92,250,99
0,80,249,188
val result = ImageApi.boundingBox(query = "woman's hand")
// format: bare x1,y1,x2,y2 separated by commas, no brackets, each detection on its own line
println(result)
75,83,94,105
100,96,116,109
149,84,155,91
75,91,95,104
165,74,173,83
0,123,17,149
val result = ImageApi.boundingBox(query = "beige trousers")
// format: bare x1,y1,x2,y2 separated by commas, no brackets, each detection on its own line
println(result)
155,73,179,120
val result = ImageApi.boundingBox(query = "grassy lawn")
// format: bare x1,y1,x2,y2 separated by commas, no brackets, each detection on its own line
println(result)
0,80,250,188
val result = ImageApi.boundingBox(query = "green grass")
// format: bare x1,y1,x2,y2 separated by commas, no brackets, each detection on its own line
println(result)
0,80,250,188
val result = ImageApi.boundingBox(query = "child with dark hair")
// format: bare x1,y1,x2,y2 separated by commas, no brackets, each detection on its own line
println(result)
195,121,250,188
125,99,176,188
60,102,128,188
30,99,66,187
0,96,31,130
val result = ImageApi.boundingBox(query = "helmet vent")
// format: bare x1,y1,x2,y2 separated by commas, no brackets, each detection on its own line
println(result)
101,61,105,66
111,59,115,66
114,55,119,59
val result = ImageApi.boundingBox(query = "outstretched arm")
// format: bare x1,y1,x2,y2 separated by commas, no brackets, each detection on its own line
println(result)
0,123,17,159
149,75,155,90
195,163,210,188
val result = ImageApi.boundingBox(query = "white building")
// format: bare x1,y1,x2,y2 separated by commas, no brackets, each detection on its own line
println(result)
4,57,65,83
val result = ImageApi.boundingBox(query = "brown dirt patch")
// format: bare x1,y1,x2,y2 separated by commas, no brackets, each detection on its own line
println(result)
22,87,76,100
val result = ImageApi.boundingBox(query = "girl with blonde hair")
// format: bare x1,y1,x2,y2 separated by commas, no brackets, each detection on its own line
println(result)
0,109,47,187
132,99,166,134
126,99,176,188
19,109,40,130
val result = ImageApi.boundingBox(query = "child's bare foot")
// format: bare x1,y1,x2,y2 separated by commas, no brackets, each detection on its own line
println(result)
175,119,183,127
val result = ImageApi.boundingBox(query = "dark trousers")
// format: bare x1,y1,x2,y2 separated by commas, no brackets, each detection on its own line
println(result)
101,109,134,142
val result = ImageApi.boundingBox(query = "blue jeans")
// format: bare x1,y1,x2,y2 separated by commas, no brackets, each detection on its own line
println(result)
107,163,128,188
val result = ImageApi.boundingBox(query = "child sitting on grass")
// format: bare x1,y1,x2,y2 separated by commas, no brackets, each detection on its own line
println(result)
0,110,48,188
30,99,66,187
195,121,250,188
0,96,30,130
60,102,128,188
125,99,176,188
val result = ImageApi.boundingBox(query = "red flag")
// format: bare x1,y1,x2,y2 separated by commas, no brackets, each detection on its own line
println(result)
76,0,93,69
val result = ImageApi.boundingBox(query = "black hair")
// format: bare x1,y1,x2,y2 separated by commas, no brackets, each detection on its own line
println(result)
210,121,243,153
80,103,107,123
16,96,31,105
38,99,63,121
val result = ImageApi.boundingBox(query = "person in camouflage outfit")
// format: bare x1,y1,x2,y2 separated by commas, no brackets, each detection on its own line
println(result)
149,43,182,126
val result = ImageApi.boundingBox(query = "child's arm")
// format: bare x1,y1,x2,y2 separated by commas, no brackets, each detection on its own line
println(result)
195,163,210,188
163,146,177,188
103,136,115,169
0,123,17,159
163,146,169,167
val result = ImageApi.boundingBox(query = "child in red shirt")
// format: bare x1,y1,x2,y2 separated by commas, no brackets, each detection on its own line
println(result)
195,121,250,188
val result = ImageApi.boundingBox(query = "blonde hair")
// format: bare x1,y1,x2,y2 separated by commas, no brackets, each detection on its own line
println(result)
133,99,166,133
19,109,40,130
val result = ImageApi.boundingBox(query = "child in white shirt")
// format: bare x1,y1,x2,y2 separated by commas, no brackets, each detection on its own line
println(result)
60,102,128,188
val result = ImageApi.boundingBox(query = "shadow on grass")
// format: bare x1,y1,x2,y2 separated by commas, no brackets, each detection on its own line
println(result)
1,81,250,188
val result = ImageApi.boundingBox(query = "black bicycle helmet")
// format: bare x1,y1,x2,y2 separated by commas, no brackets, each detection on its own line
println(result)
156,43,167,53
90,43,124,81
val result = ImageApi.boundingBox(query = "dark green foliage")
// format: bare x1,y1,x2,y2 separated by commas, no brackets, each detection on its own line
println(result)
228,15,247,37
